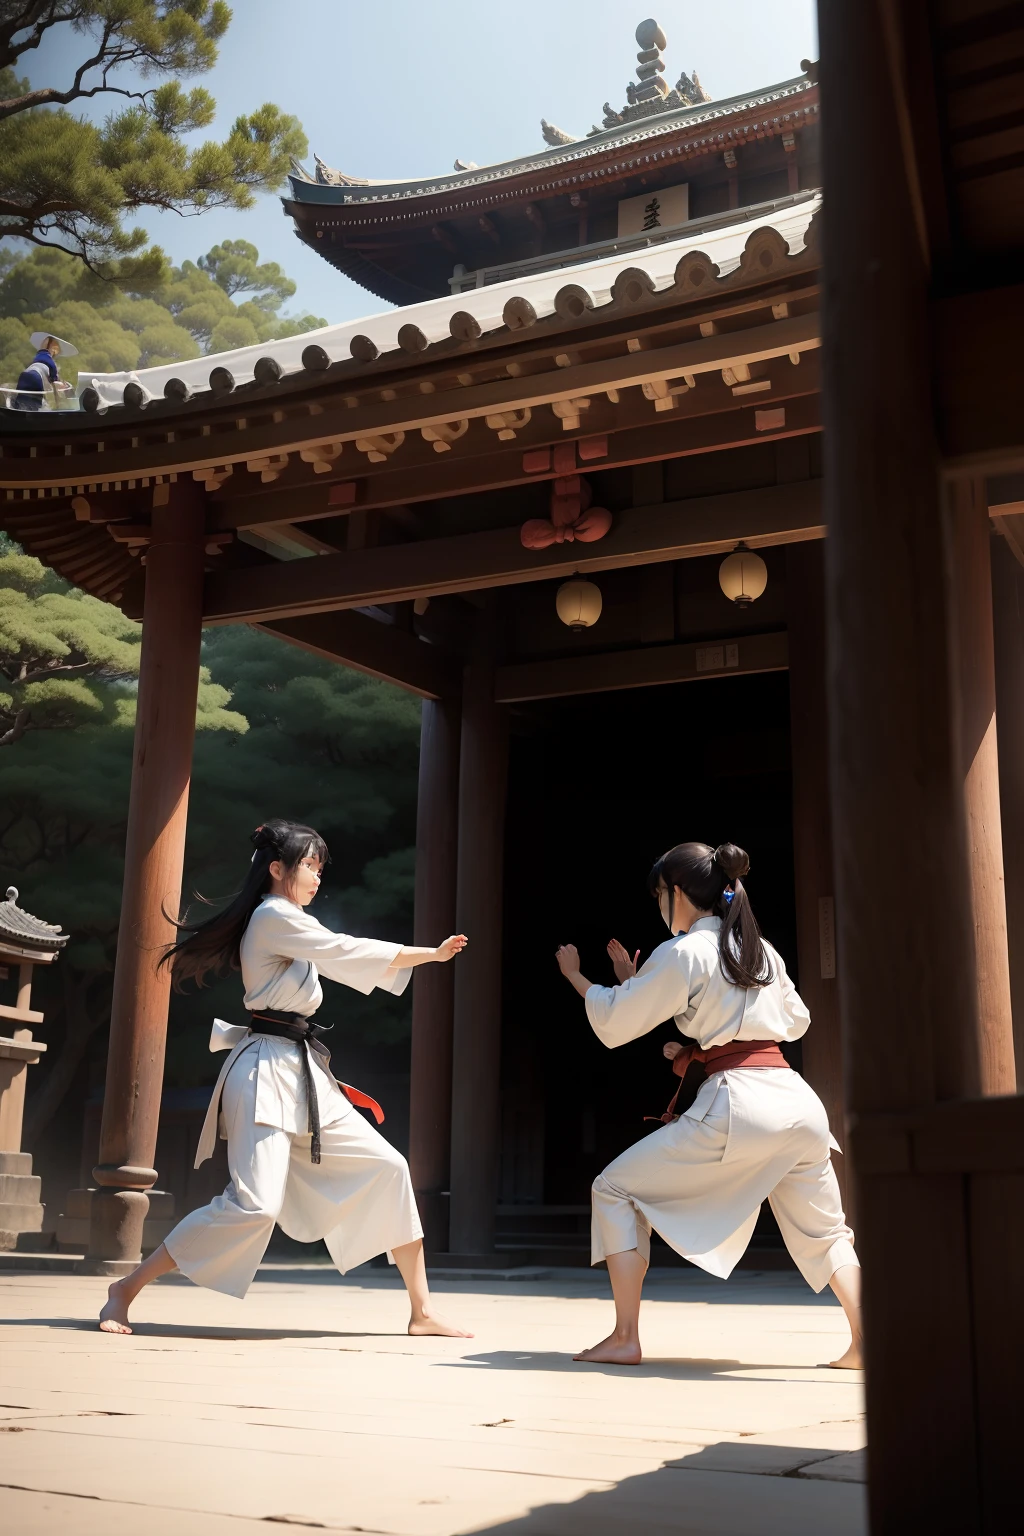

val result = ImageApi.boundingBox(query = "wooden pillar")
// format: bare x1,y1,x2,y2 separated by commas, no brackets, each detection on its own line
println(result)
448,606,509,1255
819,3,982,1528
88,483,206,1270
409,694,461,1252
951,481,1016,1094
991,534,1024,1085
786,542,849,1212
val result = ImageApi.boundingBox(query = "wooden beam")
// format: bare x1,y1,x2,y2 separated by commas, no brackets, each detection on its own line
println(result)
256,610,459,700
495,630,788,703
0,313,821,491
203,480,823,624
209,389,823,534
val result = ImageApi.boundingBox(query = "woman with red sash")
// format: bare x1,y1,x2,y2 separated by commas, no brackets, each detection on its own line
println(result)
100,819,469,1337
555,841,861,1368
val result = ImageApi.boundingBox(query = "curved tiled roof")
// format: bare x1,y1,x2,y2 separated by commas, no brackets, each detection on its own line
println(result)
79,191,821,414
0,888,69,954
289,75,816,209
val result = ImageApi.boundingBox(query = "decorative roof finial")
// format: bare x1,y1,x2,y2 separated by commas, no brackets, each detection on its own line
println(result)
633,19,669,103
541,119,576,147
548,16,713,144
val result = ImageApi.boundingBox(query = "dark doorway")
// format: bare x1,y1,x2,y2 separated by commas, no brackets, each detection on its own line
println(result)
499,670,796,1255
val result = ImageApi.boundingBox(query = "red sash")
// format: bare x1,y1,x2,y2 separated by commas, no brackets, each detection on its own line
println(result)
340,1082,385,1125
649,1038,789,1125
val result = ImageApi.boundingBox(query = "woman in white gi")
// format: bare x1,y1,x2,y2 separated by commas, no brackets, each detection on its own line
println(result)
555,841,862,1369
100,819,469,1337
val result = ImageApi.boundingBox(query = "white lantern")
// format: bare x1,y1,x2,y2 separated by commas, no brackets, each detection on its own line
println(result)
718,542,768,607
556,578,603,630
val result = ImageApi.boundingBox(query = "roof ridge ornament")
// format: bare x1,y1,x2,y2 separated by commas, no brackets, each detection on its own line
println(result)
541,119,576,147
543,18,712,145
313,153,370,188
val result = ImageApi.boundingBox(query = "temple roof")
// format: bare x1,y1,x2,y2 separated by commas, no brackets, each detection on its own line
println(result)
288,72,815,212
78,191,820,413
0,887,69,957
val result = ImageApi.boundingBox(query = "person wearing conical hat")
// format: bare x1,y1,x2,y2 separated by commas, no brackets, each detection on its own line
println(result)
13,333,77,411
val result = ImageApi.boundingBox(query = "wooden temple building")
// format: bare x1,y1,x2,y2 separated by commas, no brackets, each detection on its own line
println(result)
1,8,1023,1528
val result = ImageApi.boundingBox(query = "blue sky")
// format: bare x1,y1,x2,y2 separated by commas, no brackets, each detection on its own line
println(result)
22,1,818,325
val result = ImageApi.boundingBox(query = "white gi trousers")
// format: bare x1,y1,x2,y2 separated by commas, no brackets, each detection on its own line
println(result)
592,1066,857,1292
164,1044,423,1298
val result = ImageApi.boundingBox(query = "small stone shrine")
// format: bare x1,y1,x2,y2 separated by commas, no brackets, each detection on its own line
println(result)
0,886,68,1249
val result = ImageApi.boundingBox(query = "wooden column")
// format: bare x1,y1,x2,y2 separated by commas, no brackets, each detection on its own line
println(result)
991,534,1024,1085
448,606,509,1255
819,3,982,1529
88,483,206,1270
409,694,461,1252
786,542,848,1212
951,481,1016,1094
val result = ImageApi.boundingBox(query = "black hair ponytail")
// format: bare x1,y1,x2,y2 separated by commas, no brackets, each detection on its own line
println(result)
647,840,773,989
161,819,329,989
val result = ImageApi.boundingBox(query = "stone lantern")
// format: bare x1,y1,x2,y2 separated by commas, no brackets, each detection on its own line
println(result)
0,886,68,1250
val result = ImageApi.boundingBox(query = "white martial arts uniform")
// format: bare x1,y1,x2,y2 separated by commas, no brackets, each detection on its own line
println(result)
586,916,858,1291
163,897,423,1297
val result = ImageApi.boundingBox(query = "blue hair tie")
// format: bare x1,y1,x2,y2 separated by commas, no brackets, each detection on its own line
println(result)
723,890,735,904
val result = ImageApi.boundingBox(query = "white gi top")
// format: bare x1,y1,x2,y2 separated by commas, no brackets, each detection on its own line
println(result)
194,897,411,1167
585,915,810,1049
240,896,411,1015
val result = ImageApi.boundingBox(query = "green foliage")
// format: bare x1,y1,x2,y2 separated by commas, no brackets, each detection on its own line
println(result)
197,239,296,311
0,243,326,386
0,547,140,744
0,545,245,744
0,4,306,277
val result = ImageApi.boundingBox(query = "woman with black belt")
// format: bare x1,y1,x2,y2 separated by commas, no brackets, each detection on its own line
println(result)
100,819,469,1337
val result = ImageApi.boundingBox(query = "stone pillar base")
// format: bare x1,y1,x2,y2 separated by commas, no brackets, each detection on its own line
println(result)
88,1187,150,1266
55,1186,174,1255
0,1150,44,1250
53,1187,175,1264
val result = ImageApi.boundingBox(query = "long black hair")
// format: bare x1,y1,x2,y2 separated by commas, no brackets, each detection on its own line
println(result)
161,819,329,989
647,840,773,989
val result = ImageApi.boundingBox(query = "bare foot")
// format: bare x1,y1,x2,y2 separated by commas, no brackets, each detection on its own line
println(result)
408,1311,474,1339
826,1340,863,1369
98,1280,133,1335
573,1332,642,1365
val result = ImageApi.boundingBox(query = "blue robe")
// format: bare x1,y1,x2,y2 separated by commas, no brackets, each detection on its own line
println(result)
14,350,59,410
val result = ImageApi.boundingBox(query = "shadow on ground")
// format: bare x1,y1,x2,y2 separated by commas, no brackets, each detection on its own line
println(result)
0,1318,408,1341
456,1451,867,1535
440,1349,840,1381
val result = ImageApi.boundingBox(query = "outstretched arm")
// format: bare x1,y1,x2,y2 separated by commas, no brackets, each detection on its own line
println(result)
388,935,468,970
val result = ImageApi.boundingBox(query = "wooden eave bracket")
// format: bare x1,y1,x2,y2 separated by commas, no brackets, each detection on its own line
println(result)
6,244,818,456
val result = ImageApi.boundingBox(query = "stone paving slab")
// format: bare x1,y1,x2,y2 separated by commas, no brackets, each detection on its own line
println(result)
0,1268,866,1535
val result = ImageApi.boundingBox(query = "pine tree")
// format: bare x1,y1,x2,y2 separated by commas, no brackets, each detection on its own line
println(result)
0,3,306,281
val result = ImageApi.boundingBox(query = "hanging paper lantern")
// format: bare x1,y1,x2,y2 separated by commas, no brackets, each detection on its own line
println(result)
719,542,768,606
556,578,603,630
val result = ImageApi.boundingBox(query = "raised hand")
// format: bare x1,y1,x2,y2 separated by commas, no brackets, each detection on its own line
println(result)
663,1040,684,1061
556,943,581,978
435,934,468,962
607,938,640,983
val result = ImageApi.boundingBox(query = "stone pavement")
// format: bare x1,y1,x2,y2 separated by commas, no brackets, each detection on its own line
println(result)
0,1265,866,1535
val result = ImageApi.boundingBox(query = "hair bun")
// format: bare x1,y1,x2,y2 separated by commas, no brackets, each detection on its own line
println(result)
250,823,278,853
715,843,750,881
